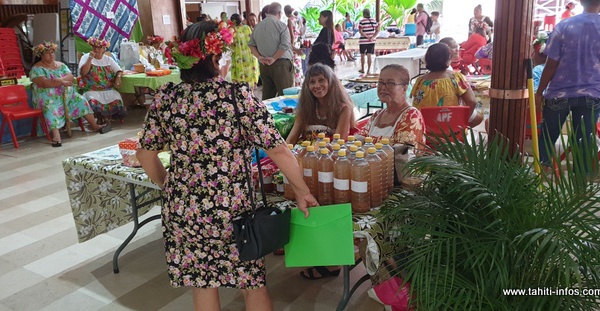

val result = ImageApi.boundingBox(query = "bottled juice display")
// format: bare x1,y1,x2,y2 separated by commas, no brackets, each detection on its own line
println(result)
317,148,334,205
354,141,365,154
337,139,346,150
323,137,333,152
351,151,371,213
364,137,375,151
284,144,296,200
318,141,327,152
302,146,319,201
331,144,341,161
347,145,359,162
334,149,351,204
366,147,382,208
375,143,390,197
381,138,395,192
346,135,356,149
333,133,341,141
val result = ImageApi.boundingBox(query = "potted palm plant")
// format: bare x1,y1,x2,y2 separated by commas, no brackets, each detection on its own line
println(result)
381,127,600,310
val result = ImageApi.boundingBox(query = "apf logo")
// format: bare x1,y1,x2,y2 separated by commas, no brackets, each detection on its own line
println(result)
436,111,453,122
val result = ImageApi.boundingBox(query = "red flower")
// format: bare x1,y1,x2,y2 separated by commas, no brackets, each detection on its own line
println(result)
178,38,205,59
204,33,223,55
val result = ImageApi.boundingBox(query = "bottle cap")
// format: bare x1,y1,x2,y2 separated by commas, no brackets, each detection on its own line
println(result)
354,141,362,147
381,138,390,144
287,144,294,150
333,133,341,140
375,143,383,149
324,137,331,143
368,147,377,154
349,145,358,152
332,144,340,150
302,141,311,147
338,149,347,157
365,137,373,143
307,146,314,152
347,135,355,141
318,132,325,139
337,139,345,145
356,151,365,158
320,148,329,154
318,141,326,147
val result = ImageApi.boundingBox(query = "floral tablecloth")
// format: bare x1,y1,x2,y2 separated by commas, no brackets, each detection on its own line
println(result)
62,146,162,242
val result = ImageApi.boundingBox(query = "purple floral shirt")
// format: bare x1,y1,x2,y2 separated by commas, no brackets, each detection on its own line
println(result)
543,12,600,99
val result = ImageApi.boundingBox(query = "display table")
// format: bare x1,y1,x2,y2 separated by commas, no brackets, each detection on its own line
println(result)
374,48,428,79
117,72,182,106
345,37,412,55
62,146,162,273
62,145,401,308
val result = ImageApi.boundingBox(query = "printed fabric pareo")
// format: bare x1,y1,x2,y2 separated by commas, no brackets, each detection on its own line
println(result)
79,63,126,119
138,79,285,289
410,72,470,109
30,64,93,130
230,25,259,86
359,107,426,147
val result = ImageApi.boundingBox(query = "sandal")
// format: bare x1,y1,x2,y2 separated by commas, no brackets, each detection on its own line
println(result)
300,266,341,280
358,69,365,73
99,123,112,134
51,140,62,147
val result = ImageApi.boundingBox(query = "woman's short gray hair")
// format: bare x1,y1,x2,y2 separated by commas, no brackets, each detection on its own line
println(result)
381,64,410,85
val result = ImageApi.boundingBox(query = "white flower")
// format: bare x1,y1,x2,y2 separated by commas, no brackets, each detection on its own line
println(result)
356,215,377,229
539,43,546,54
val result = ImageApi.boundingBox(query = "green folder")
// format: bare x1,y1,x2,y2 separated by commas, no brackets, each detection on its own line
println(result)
284,203,355,267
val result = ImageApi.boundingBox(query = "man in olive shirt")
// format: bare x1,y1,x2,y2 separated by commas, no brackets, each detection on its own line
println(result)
249,2,294,100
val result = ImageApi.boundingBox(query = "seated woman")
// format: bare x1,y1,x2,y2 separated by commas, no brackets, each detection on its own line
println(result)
30,42,109,147
439,37,461,70
410,43,481,127
333,24,355,61
358,64,425,147
285,63,356,145
460,22,488,66
79,37,126,125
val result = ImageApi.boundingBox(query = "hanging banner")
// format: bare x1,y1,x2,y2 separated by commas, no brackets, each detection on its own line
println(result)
70,0,139,52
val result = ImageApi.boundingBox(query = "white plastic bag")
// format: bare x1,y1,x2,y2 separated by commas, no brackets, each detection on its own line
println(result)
119,39,140,71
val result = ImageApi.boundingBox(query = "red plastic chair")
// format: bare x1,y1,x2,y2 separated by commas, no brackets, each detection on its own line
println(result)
420,106,471,147
543,15,556,32
0,85,51,148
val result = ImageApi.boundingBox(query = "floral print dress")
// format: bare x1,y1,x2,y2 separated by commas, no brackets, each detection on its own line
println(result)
79,54,126,120
231,25,259,86
410,72,471,109
30,64,93,130
139,78,284,289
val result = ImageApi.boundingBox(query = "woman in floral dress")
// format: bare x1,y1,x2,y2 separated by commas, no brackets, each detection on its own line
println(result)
230,13,259,86
285,5,305,86
79,37,126,124
30,42,108,147
136,21,318,311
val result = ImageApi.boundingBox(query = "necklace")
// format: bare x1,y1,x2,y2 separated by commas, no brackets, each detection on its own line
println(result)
315,107,327,120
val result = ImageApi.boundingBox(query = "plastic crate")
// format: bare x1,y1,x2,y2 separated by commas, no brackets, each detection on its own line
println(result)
4,69,25,78
0,52,21,61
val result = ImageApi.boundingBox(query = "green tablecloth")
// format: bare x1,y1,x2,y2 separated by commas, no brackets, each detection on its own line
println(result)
117,72,182,94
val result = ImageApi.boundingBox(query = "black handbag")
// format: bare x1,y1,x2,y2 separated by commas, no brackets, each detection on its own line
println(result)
230,85,291,261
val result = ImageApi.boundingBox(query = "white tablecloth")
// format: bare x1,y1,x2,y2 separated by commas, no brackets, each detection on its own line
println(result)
374,48,428,78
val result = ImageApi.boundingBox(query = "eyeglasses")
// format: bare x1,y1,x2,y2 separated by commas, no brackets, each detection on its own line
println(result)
377,81,407,88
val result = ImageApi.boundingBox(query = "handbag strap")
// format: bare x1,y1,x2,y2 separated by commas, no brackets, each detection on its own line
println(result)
231,84,269,211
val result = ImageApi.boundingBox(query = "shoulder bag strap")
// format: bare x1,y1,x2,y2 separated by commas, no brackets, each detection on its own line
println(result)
231,84,269,211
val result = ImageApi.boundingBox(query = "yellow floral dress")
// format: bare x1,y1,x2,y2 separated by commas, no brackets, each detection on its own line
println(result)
231,25,259,86
410,72,470,109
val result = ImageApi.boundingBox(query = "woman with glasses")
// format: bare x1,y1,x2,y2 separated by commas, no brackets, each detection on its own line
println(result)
410,43,480,127
358,64,425,146
285,63,356,144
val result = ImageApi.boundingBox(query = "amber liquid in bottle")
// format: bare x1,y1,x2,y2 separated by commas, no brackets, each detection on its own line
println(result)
284,144,296,200
366,147,382,208
351,151,370,213
375,143,390,200
302,146,319,201
381,138,395,193
317,148,334,205
334,149,351,204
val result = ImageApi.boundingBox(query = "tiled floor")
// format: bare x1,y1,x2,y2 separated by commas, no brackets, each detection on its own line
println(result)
0,59,385,311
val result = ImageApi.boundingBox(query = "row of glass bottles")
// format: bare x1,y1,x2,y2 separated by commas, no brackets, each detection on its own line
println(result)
283,135,395,213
